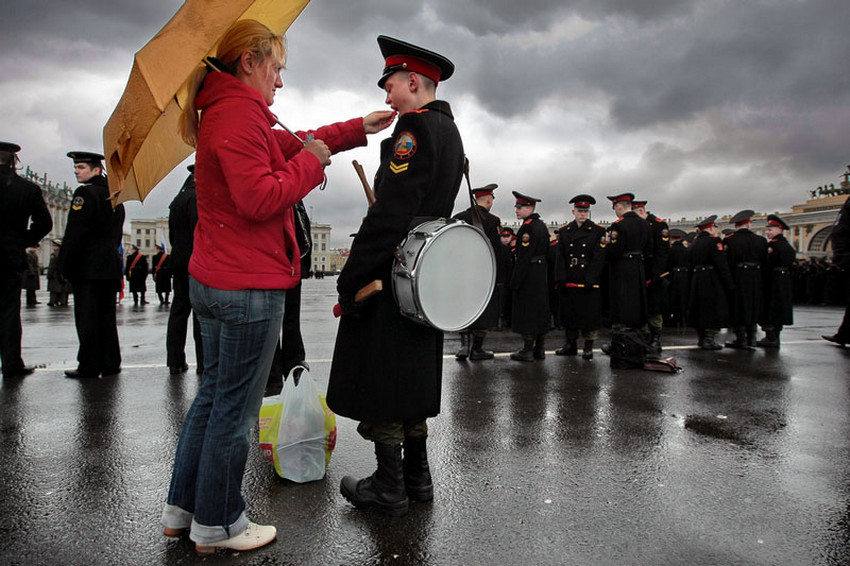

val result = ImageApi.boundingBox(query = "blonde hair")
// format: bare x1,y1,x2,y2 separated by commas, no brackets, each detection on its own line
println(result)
179,19,285,147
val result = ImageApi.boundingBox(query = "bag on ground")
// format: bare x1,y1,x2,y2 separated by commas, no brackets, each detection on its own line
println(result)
609,329,652,369
258,366,337,483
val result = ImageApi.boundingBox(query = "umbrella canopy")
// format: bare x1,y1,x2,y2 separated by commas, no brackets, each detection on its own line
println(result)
103,0,311,205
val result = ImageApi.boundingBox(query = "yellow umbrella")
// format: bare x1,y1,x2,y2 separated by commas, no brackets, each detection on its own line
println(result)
103,0,311,205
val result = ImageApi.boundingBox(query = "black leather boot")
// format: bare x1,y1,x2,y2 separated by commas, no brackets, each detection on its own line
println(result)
746,325,757,348
455,333,470,360
469,336,494,360
533,335,546,360
555,337,577,356
582,340,594,360
340,443,409,517
510,337,535,362
756,329,780,348
725,328,751,349
402,436,433,502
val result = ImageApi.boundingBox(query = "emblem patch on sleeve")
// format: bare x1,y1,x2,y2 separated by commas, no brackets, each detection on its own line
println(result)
521,233,531,247
393,131,417,160
610,230,618,243
71,196,84,211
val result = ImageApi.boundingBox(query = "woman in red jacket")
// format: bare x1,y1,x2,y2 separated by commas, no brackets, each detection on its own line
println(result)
160,19,394,555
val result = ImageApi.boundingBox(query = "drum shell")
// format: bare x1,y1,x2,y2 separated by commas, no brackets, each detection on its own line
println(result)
392,219,496,332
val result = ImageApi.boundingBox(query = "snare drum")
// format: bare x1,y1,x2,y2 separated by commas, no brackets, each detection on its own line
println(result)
392,219,496,331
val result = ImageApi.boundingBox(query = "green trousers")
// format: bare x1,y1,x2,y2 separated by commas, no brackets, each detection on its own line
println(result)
357,419,428,445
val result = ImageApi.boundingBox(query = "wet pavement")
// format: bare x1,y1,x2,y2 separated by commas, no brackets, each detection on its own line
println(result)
2,278,849,565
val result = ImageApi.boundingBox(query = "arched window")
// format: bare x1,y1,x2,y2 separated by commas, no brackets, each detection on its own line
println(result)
808,226,833,254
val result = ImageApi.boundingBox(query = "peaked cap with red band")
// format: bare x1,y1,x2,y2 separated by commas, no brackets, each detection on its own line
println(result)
569,194,596,209
606,192,635,204
512,190,541,207
472,183,497,198
695,214,718,230
766,214,789,230
377,35,455,88
632,199,647,209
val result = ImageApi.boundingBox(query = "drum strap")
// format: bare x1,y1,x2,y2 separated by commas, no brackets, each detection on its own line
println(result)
463,156,485,230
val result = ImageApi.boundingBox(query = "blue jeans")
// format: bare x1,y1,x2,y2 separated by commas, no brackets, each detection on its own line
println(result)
162,278,285,544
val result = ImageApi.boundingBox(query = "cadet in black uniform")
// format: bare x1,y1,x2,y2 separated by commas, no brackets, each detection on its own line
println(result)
0,142,52,378
453,183,502,360
499,226,515,329
757,215,796,348
327,36,464,517
633,199,670,353
151,244,171,305
124,244,149,306
604,192,651,331
687,216,734,350
57,151,124,379
553,194,606,359
509,191,551,362
823,194,850,346
666,228,690,328
724,209,768,349
166,165,202,374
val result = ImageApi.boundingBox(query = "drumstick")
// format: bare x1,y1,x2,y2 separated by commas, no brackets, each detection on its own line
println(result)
352,160,376,207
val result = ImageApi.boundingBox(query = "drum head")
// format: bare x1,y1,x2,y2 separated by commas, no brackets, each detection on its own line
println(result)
415,222,496,331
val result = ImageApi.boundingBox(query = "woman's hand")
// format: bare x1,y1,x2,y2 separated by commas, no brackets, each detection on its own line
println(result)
364,110,397,134
303,139,331,167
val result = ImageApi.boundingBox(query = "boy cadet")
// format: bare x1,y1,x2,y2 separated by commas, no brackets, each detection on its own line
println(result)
553,194,606,359
509,191,551,362
757,214,795,348
57,151,124,379
724,209,767,349
327,36,464,517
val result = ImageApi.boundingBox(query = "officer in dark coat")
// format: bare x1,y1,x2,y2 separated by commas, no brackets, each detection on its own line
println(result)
757,215,796,348
633,199,670,353
666,228,690,327
165,166,202,375
0,142,52,378
151,244,171,305
823,193,850,346
124,244,149,306
453,183,502,360
509,191,551,362
687,216,735,350
553,194,606,359
56,151,124,379
327,36,464,517
603,192,651,330
723,209,768,349
498,226,515,329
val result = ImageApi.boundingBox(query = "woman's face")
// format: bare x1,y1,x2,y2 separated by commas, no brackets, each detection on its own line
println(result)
244,54,284,106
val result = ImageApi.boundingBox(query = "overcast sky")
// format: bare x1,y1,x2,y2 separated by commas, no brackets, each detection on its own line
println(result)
3,0,849,247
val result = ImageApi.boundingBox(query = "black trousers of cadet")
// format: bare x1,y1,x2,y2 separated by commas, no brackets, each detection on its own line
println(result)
0,275,25,375
72,279,121,375
166,268,202,371
267,282,306,387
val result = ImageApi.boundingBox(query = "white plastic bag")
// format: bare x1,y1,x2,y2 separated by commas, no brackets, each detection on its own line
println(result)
275,366,332,483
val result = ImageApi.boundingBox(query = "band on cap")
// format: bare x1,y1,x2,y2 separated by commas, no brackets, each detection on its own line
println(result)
607,192,635,204
632,200,647,208
472,183,497,198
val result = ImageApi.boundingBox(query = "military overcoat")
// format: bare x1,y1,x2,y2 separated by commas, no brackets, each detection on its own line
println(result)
453,204,501,329
327,100,464,422
553,219,606,330
605,211,651,328
724,228,768,325
510,213,551,335
687,232,734,329
760,234,795,326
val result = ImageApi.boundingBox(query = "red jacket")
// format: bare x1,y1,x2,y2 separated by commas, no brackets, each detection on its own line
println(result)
189,72,366,290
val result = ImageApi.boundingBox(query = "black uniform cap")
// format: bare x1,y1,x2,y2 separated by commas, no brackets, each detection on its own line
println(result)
512,190,541,206
187,164,195,173
695,215,718,230
500,226,515,236
730,209,755,224
632,199,647,209
686,231,697,242
377,35,454,89
472,183,497,197
766,214,789,230
67,151,105,166
0,141,21,153
722,228,735,236
569,194,596,209
606,192,635,204
668,228,687,239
